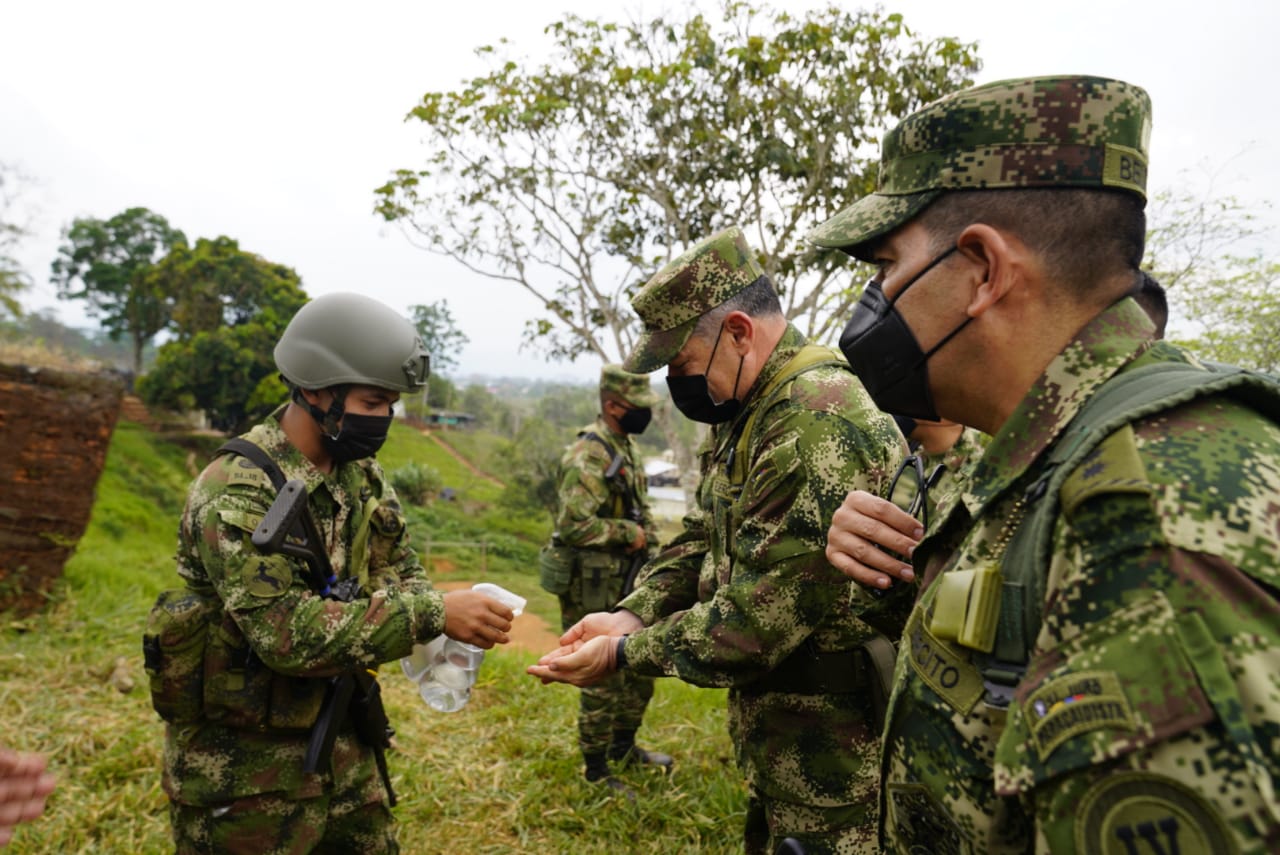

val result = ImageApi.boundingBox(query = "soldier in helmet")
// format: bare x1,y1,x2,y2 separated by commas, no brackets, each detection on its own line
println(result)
530,227,906,854
814,76,1280,852
544,364,672,792
151,292,515,853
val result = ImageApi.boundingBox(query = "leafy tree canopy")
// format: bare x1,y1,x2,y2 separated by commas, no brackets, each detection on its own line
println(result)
375,1,979,363
0,163,38,319
50,207,186,372
1144,169,1279,374
136,237,308,432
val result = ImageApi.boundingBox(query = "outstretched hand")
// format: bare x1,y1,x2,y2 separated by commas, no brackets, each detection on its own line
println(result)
826,489,923,589
527,635,619,687
442,591,514,649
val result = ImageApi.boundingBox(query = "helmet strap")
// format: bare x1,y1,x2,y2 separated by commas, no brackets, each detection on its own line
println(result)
292,384,349,438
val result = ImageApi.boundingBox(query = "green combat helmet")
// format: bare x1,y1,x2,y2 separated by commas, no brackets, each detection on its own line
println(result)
600,364,659,408
624,225,766,373
274,292,430,392
808,74,1153,260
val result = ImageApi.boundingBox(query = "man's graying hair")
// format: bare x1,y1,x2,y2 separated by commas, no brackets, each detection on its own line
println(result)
916,188,1146,299
692,277,783,339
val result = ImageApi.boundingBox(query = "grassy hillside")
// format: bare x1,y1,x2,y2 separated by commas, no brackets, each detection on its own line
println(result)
0,421,741,854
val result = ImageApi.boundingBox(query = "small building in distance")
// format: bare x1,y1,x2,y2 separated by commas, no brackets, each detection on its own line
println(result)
645,457,685,520
420,410,476,429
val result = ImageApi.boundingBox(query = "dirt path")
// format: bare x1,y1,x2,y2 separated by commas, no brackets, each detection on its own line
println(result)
421,430,505,488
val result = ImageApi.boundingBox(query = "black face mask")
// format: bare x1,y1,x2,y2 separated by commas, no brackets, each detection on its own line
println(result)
323,411,393,464
666,324,744,424
618,406,653,435
839,246,971,421
299,386,394,464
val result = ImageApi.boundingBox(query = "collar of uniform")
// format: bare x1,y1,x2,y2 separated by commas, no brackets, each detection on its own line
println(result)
590,416,633,458
960,297,1156,514
241,404,333,496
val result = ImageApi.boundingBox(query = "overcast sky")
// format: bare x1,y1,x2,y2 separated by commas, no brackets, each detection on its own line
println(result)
4,0,1277,382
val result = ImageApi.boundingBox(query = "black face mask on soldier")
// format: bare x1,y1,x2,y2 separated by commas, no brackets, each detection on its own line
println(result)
618,406,653,435
300,387,394,463
324,411,394,463
838,246,971,421
666,323,744,425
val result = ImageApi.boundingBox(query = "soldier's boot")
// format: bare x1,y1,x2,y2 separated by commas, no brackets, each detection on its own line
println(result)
584,752,634,799
607,730,674,773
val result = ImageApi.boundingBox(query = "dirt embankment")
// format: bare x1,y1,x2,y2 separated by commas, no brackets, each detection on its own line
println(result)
0,363,125,616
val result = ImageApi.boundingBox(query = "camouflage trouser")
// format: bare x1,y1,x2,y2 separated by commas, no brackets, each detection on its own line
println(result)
170,791,397,854
560,595,656,757
743,790,877,855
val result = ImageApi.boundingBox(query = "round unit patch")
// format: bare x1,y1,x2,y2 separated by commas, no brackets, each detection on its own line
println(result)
1075,772,1236,855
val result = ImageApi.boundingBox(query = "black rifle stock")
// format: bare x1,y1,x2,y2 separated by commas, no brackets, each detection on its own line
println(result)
253,479,397,806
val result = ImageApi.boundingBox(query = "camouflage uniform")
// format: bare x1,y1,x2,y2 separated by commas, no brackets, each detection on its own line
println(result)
618,227,907,854
811,76,1280,853
164,408,445,854
553,366,660,766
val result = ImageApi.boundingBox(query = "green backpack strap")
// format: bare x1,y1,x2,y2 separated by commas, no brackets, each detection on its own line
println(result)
727,344,848,486
980,361,1280,704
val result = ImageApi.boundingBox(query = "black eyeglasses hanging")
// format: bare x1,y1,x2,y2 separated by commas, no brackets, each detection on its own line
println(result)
888,452,946,534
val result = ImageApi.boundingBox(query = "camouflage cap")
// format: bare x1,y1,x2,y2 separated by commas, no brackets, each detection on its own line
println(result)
623,226,767,373
600,363,659,408
808,75,1153,260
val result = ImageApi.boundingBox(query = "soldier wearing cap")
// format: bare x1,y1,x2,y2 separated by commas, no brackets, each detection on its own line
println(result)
545,364,672,791
814,76,1280,852
530,227,906,854
150,293,515,853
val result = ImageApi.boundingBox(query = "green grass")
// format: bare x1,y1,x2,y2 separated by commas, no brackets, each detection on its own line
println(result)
0,419,743,854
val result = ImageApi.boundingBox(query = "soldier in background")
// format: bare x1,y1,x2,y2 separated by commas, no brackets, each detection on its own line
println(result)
813,75,1280,852
530,226,906,854
549,364,672,791
151,293,514,853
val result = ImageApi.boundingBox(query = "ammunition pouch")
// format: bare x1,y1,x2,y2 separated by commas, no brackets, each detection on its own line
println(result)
201,610,327,732
143,587,220,724
538,541,576,596
743,644,871,697
576,550,628,612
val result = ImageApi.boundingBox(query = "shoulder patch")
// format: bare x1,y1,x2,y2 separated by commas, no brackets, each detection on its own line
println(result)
1060,424,1152,517
1026,670,1135,759
1075,772,1237,855
244,555,293,599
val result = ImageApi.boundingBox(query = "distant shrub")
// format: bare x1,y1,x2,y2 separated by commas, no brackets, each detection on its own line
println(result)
390,461,443,506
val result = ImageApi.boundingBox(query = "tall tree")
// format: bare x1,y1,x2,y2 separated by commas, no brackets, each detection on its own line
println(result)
375,1,978,478
50,207,186,373
1144,175,1279,373
136,237,308,431
0,163,37,319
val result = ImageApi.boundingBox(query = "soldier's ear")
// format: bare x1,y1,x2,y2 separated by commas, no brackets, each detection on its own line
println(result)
723,311,754,353
956,224,1020,318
